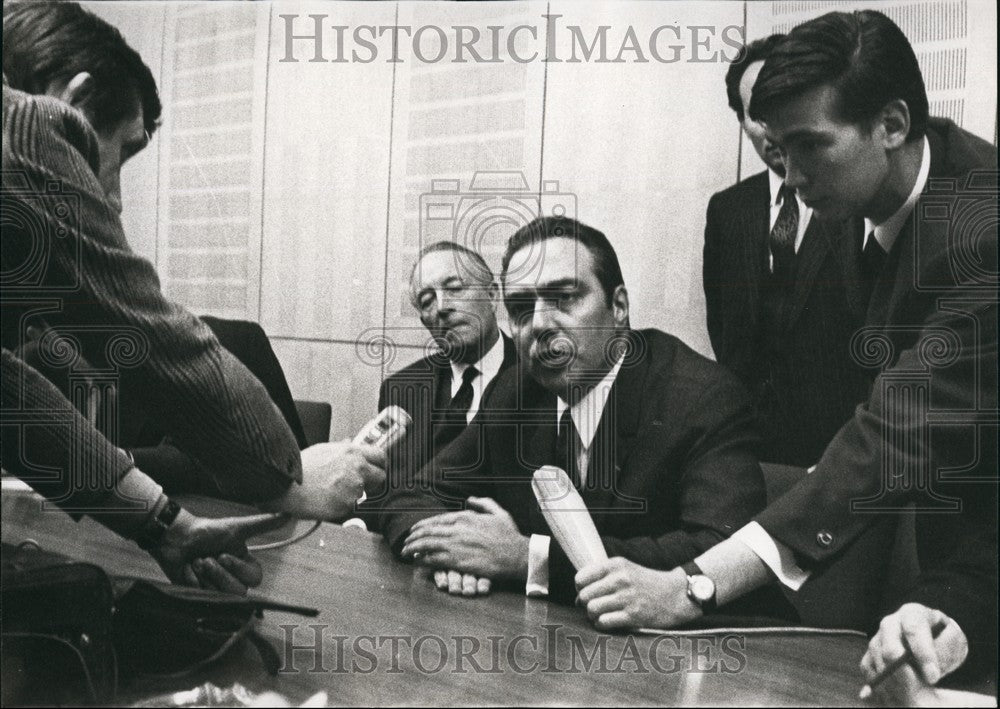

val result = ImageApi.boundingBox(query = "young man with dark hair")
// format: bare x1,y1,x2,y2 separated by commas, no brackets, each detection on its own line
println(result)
705,33,873,467
579,10,997,697
381,217,791,621
1,2,386,586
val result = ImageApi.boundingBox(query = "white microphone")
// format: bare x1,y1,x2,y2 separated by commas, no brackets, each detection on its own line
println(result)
343,406,412,530
531,465,608,570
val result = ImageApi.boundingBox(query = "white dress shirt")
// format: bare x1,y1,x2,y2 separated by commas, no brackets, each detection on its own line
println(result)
767,168,813,271
733,136,933,590
526,356,624,597
448,333,506,424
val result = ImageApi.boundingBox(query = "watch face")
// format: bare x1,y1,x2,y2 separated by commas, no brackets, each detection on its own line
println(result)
691,575,715,602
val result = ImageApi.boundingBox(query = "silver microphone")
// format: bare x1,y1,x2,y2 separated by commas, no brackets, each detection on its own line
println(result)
352,404,412,452
344,406,412,529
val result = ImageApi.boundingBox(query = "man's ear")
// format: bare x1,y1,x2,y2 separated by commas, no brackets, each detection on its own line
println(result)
879,99,911,150
47,72,94,109
611,285,629,328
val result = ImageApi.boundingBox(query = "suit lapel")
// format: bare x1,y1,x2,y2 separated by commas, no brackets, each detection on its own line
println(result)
782,214,833,329
744,175,771,333
581,335,645,512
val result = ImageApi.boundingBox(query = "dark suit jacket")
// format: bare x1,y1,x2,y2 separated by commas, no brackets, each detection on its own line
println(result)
756,118,997,678
362,333,518,524
703,171,873,466
381,328,792,616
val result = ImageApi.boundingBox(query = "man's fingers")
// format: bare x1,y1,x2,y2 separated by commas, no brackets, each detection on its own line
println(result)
218,553,264,588
359,461,386,490
411,512,469,531
899,610,941,684
594,611,632,631
181,564,200,587
195,557,249,595
476,577,491,595
401,535,452,559
447,570,462,595
575,560,614,591
577,571,624,605
934,617,969,676
462,573,478,596
465,496,504,516
229,513,291,543
356,443,387,468
586,592,624,621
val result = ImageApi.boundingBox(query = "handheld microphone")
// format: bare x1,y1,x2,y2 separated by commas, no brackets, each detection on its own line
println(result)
352,405,412,453
531,466,608,570
343,406,412,530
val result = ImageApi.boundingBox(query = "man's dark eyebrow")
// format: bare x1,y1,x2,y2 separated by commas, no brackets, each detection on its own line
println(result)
780,128,831,143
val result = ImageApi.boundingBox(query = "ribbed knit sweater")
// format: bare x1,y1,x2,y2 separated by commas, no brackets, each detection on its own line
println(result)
1,84,301,503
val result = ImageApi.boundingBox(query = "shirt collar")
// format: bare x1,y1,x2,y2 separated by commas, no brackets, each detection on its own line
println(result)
555,355,624,450
864,136,932,254
767,168,786,207
450,333,504,388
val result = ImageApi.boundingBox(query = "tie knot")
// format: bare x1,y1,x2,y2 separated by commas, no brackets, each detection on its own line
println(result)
460,365,479,386
779,183,797,207
863,233,885,259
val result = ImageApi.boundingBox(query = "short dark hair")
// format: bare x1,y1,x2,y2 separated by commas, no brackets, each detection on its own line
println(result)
2,2,162,135
725,34,786,123
500,217,625,306
749,10,928,141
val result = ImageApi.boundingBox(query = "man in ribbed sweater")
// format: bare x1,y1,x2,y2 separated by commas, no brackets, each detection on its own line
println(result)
1,3,384,521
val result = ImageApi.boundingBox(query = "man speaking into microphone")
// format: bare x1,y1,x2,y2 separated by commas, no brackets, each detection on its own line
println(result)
380,216,791,620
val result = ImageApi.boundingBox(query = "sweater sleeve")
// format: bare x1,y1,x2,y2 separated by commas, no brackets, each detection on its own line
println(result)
1,86,301,502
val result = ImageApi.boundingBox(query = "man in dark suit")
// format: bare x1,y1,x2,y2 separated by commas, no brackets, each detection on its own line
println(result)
578,10,997,698
386,217,790,617
704,34,873,466
366,241,517,595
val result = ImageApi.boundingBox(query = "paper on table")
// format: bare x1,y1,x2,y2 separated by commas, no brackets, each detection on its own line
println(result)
532,465,608,571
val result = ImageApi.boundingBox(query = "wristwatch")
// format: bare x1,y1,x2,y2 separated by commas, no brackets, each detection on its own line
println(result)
135,498,182,550
681,561,717,613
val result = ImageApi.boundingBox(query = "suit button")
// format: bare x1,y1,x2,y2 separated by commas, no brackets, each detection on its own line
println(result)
816,531,834,547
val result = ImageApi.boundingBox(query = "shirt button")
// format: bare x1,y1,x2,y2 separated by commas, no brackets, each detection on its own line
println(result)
816,531,834,547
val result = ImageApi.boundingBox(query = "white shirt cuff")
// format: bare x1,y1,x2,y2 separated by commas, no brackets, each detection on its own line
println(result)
732,521,811,591
525,534,551,597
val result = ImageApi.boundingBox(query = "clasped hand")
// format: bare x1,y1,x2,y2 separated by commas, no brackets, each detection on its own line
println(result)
575,557,700,630
402,497,529,595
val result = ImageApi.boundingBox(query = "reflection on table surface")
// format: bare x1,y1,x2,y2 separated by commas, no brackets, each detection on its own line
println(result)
1,490,870,707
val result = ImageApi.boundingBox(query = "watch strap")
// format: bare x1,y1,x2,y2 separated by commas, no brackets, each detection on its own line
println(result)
681,560,703,577
135,498,182,550
682,560,717,613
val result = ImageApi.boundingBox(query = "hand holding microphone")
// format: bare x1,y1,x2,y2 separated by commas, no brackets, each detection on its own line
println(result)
265,407,409,522
532,465,608,570
351,405,411,503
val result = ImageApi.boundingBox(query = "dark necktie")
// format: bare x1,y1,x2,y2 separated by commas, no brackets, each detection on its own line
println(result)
554,409,583,490
859,232,886,305
433,365,478,451
770,183,799,281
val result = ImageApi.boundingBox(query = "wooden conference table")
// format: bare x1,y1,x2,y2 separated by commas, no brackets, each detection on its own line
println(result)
1,490,872,707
